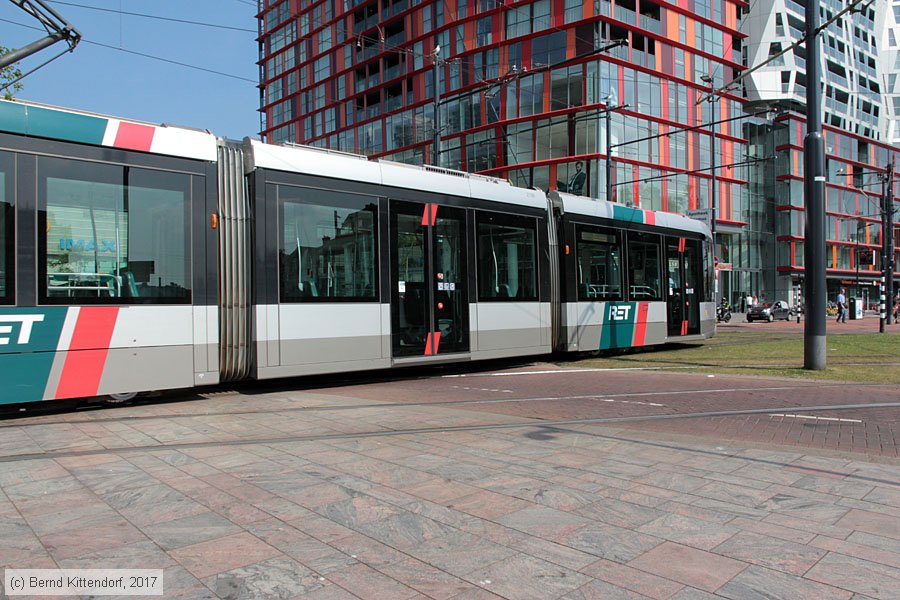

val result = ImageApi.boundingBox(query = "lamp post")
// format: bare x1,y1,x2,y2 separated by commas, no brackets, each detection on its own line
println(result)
700,74,718,303
802,0,827,370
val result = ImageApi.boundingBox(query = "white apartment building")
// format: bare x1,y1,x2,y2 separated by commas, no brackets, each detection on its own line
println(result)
744,0,896,142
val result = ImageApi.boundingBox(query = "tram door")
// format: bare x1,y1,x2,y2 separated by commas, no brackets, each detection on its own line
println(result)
390,201,469,357
666,237,701,337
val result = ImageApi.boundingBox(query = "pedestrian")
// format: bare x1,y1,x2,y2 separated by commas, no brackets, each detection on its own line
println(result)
836,287,847,323
740,294,746,313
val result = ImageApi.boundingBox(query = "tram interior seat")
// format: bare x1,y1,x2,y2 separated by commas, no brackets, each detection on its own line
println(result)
497,284,510,298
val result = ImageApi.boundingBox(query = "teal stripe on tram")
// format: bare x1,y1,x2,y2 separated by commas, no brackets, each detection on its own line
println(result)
599,302,638,350
611,204,646,224
0,308,69,405
0,102,107,145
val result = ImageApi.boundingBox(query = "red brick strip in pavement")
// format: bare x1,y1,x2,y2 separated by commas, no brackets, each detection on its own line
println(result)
616,410,900,459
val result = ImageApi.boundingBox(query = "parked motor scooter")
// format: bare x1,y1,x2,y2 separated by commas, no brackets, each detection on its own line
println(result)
717,301,732,323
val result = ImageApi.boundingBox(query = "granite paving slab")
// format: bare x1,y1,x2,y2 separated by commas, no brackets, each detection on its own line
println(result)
168,531,282,579
712,530,828,575
464,553,592,600
404,531,517,578
204,556,325,599
579,557,685,599
559,523,663,563
627,542,746,593
140,510,244,550
715,564,852,600
804,552,900,599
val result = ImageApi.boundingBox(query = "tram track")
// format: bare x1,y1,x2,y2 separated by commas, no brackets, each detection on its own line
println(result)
1,400,899,464
0,381,896,429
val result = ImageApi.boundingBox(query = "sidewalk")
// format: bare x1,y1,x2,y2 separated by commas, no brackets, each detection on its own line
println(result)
721,311,900,333
1,387,898,599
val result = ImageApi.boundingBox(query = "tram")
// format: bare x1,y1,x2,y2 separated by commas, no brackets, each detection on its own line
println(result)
0,99,714,405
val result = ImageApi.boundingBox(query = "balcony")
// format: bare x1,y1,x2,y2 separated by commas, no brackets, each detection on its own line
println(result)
614,6,637,26
389,0,408,17
639,15,661,34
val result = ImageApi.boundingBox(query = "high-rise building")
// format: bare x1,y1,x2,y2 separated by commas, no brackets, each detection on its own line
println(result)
743,0,899,305
257,0,752,299
875,0,900,144
256,0,897,307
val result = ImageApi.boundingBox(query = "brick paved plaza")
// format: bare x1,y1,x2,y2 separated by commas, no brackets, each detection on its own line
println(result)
1,363,898,599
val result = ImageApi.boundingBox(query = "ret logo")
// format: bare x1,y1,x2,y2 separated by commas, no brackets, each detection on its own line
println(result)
608,304,632,321
0,315,46,345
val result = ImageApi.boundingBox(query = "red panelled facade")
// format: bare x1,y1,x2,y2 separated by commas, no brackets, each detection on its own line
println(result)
257,0,748,219
769,113,899,293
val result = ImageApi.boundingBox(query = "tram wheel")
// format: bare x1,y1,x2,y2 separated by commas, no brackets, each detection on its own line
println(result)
105,392,138,404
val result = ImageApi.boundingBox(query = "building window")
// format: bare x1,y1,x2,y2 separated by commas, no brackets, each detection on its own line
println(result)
314,55,331,82
476,16,492,47
39,157,192,304
268,22,296,53
505,6,531,39
278,187,378,302
533,0,551,32
532,31,567,67
564,0,582,23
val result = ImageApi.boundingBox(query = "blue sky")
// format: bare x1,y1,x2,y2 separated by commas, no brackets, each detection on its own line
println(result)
1,0,260,140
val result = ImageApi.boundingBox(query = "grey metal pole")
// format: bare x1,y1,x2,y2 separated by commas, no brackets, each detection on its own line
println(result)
606,107,612,203
886,159,895,325
432,46,441,167
701,76,717,261
803,0,827,370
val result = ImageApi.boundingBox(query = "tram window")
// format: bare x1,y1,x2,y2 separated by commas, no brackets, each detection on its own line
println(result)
38,157,192,304
278,187,377,302
627,232,662,301
576,226,623,301
476,213,537,301
0,151,12,304
684,238,703,302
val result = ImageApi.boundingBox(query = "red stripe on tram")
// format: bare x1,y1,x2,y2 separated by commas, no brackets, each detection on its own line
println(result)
678,237,686,253
424,332,433,356
113,122,155,152
421,203,438,227
681,320,688,336
55,307,120,399
432,331,441,354
645,212,656,226
633,302,649,346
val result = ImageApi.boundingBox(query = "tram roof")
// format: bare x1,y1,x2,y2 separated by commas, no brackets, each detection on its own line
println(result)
0,99,218,162
559,192,712,239
247,139,548,209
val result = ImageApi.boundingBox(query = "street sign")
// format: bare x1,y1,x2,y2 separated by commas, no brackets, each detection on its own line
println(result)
686,208,712,228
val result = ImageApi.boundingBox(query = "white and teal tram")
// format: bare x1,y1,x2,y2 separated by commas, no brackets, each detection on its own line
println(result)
0,99,714,405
